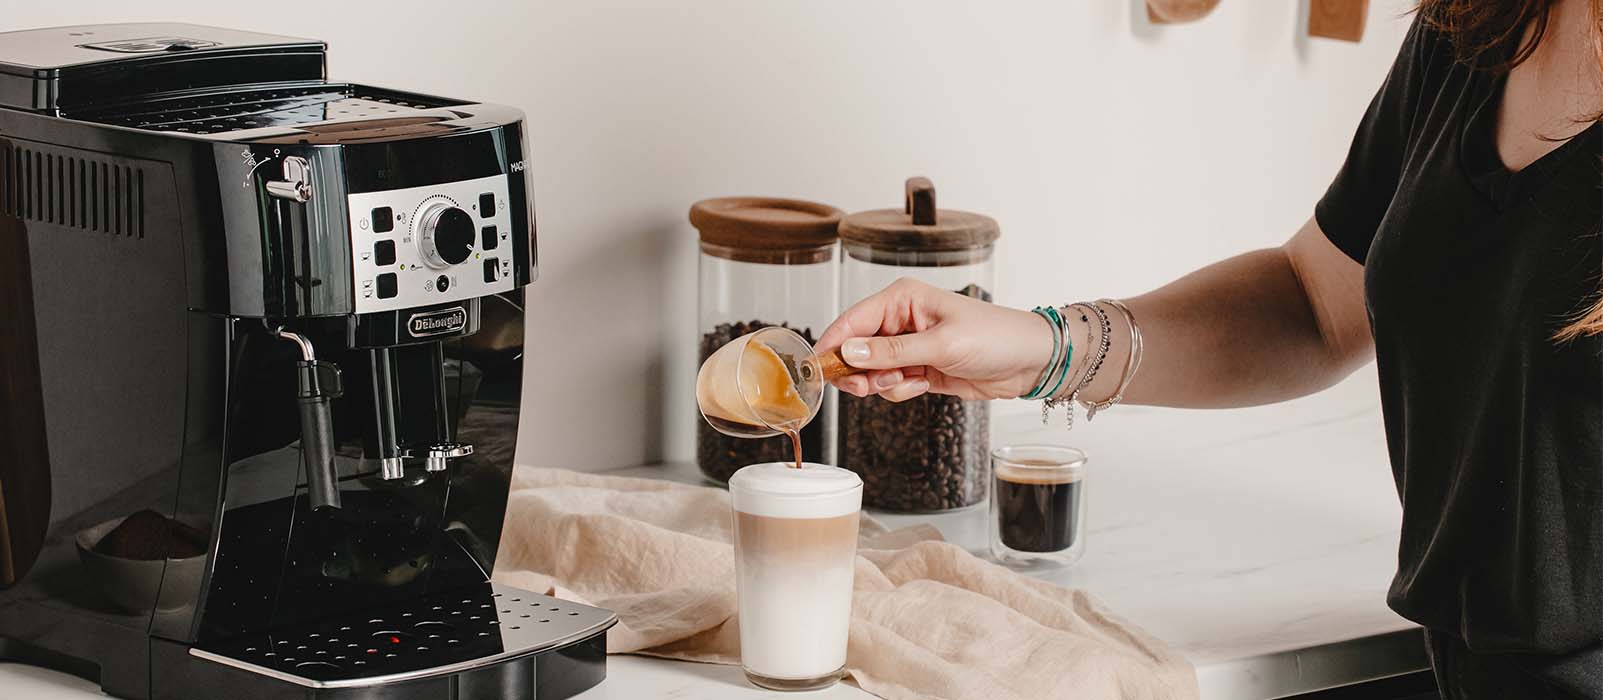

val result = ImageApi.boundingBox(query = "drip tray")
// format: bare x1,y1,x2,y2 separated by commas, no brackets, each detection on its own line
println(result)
190,583,617,689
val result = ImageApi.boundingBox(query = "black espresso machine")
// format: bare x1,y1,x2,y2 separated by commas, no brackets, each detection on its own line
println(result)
0,23,615,699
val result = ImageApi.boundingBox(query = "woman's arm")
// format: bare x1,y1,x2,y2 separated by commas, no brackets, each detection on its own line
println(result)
1115,216,1373,408
816,216,1373,408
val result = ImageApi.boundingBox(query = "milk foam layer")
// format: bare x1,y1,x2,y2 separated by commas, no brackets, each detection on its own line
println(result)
729,462,862,518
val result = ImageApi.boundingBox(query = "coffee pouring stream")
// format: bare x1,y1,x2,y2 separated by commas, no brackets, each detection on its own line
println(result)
696,327,866,468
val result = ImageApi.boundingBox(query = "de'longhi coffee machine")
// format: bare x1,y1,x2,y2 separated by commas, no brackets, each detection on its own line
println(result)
0,22,615,699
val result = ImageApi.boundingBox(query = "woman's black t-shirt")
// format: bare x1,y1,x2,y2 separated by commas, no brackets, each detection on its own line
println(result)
1315,16,1601,662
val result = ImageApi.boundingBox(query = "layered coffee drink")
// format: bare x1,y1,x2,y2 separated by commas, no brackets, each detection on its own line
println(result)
988,446,1088,568
729,462,862,691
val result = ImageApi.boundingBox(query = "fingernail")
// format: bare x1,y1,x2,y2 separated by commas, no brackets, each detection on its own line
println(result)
874,371,903,389
842,339,870,363
908,378,930,394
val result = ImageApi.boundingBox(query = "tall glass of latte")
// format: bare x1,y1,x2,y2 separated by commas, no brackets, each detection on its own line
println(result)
729,462,863,691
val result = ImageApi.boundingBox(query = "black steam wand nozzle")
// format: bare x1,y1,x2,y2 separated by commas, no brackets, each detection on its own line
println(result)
269,324,344,511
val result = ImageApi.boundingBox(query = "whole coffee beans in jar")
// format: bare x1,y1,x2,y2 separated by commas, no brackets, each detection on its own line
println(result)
836,179,1000,512
689,197,842,484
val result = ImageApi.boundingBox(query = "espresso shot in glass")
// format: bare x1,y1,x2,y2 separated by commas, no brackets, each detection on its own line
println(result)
989,445,1088,568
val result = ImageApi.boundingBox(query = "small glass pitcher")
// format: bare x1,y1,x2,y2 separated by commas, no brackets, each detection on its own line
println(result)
696,326,857,438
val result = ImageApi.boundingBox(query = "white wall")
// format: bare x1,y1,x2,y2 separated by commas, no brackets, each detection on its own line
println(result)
5,1,1405,471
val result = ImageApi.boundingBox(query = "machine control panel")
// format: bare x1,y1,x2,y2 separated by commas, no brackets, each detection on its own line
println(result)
347,174,515,314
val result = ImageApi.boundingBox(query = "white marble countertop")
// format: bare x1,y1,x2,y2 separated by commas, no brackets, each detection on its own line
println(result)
581,368,1426,700
0,370,1424,699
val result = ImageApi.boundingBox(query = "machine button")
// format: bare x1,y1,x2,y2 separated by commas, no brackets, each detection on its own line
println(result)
483,258,499,283
372,207,394,233
478,193,495,216
374,240,396,266
377,273,398,299
481,225,498,250
436,275,451,293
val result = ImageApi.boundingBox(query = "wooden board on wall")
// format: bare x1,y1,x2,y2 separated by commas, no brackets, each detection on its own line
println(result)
1146,0,1221,24
1309,0,1369,42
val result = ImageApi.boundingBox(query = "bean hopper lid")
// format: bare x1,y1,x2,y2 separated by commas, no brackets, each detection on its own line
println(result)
0,23,324,113
839,177,1000,253
690,197,842,264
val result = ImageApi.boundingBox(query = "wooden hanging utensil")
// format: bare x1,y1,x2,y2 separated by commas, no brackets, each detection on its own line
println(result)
1309,0,1368,42
1146,0,1222,24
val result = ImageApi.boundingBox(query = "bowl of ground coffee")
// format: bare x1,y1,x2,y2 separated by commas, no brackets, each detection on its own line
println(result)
75,511,207,614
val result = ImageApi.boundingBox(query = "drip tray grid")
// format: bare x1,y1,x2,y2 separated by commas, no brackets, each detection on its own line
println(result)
190,583,616,689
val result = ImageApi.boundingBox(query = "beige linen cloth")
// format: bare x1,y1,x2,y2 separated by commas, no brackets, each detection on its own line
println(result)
493,467,1198,700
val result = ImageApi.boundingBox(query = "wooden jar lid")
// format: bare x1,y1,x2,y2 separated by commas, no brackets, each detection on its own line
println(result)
690,197,843,257
839,177,1000,252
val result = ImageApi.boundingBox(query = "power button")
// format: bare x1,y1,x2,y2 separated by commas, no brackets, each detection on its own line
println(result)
436,275,451,293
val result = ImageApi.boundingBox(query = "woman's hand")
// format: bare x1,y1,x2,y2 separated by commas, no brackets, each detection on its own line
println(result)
814,278,1053,402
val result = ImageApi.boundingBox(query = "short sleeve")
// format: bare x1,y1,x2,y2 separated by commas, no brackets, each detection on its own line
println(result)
1315,17,1440,264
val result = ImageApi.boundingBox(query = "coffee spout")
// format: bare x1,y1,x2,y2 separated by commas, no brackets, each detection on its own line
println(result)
369,348,406,481
423,342,472,473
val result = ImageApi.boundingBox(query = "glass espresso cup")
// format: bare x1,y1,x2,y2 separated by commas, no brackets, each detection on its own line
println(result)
697,326,857,439
729,462,863,691
989,445,1088,568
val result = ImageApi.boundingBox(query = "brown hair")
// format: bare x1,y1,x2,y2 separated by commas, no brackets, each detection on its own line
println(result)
1418,0,1602,340
1417,0,1554,68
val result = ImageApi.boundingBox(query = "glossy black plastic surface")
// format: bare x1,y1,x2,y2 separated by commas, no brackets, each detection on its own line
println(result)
0,23,325,113
69,84,462,134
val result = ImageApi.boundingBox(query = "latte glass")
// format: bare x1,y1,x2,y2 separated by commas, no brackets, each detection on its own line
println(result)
730,462,862,691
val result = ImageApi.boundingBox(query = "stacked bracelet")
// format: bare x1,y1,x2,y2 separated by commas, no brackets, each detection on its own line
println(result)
1084,299,1144,421
1040,307,1076,400
1022,306,1075,401
1048,303,1111,429
1020,307,1061,400
1025,298,1145,430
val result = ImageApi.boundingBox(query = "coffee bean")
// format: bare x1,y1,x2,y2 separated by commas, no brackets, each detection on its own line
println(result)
697,321,825,483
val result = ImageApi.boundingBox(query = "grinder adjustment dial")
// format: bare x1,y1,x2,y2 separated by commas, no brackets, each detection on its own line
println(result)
417,202,475,268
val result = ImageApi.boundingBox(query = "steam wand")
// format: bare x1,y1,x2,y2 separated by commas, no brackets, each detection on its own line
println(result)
268,324,344,510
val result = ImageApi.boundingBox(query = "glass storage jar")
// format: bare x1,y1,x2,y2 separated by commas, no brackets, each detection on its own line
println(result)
837,177,999,512
691,197,842,484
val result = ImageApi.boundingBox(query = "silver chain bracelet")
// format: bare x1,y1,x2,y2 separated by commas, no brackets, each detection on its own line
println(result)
1085,299,1144,421
1042,302,1110,430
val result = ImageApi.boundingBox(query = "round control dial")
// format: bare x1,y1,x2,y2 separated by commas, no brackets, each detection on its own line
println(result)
417,203,475,268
